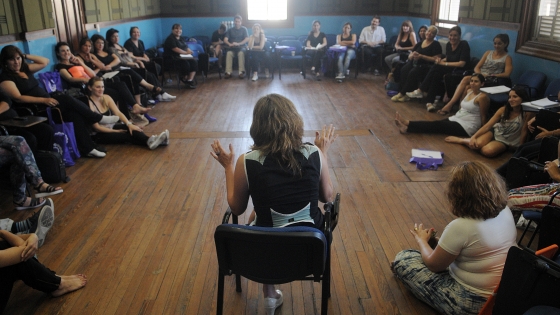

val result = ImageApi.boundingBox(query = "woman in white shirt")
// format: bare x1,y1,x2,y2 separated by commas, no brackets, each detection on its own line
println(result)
391,161,516,315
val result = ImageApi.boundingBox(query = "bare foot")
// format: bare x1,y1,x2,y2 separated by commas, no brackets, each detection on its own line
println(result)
445,136,464,144
394,112,409,134
132,104,151,114
51,274,87,297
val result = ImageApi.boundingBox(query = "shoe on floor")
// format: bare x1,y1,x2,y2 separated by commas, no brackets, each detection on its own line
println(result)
160,129,169,146
185,80,196,89
147,132,166,149
30,202,54,247
252,73,258,81
391,93,404,102
14,197,46,211
224,72,231,79
87,148,106,158
406,89,424,99
373,69,380,76
346,69,350,76
396,95,410,102
335,73,345,80
239,71,246,79
264,290,283,315
426,103,437,112
157,92,176,101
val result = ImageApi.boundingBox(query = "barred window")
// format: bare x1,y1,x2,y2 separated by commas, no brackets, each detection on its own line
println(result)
247,0,287,21
437,0,460,29
535,0,560,44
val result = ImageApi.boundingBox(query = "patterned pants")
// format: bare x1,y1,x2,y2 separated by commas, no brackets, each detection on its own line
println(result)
0,136,43,203
508,183,560,211
393,249,488,315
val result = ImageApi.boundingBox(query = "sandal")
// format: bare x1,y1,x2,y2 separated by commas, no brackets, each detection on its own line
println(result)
15,197,46,211
437,110,450,116
34,182,64,198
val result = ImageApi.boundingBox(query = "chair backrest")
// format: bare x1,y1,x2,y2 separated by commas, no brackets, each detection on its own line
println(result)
278,35,297,42
544,78,560,98
280,39,303,54
538,205,560,258
187,43,205,57
517,70,547,100
265,35,277,44
388,35,398,47
192,35,211,47
325,34,337,48
298,35,308,45
214,224,327,283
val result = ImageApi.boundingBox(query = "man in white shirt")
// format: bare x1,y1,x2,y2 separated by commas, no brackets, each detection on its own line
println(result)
359,16,386,75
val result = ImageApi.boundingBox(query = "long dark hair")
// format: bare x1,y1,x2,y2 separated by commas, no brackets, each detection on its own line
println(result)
0,45,30,75
105,28,119,48
91,34,110,53
494,33,510,52
502,86,529,123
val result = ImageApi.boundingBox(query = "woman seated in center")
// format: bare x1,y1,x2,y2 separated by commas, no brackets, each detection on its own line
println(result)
211,94,337,315
86,77,168,149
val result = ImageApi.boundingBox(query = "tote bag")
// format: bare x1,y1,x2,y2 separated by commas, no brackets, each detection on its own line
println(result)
46,107,80,166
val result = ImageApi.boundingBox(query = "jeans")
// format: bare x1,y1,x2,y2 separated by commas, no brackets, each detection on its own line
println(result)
337,49,356,75
0,136,42,203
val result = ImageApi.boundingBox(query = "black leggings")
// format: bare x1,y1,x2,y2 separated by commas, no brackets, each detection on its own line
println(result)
0,241,61,313
407,119,469,137
174,58,198,77
104,80,137,120
419,64,455,103
306,49,326,70
399,62,432,94
4,122,54,153
91,124,149,146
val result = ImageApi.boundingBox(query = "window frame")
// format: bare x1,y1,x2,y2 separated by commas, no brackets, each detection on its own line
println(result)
517,0,560,62
241,0,294,29
432,0,460,37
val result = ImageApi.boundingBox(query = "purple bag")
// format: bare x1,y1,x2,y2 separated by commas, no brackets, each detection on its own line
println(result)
38,71,64,93
46,107,80,166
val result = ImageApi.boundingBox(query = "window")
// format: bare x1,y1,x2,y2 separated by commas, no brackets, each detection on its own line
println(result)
247,0,287,21
518,0,560,62
436,0,460,29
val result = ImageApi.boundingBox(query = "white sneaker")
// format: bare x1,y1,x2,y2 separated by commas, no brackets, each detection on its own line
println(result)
264,69,270,78
87,148,106,158
252,73,258,81
161,130,169,146
99,115,119,124
147,132,166,150
335,73,345,80
406,89,424,99
264,290,283,315
158,92,176,101
148,99,156,105
32,203,54,247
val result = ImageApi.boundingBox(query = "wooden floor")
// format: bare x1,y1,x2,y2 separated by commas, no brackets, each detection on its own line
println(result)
1,69,513,315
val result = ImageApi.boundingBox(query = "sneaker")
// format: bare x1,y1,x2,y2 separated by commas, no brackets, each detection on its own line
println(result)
406,89,424,98
391,93,404,102
396,95,410,102
160,129,169,146
147,132,166,150
264,290,283,315
99,115,120,124
157,92,176,102
516,215,538,231
264,68,270,78
30,202,54,247
185,80,196,89
252,73,258,81
426,103,437,112
87,148,106,158
239,71,246,79
147,99,156,105
335,73,345,80
373,69,380,76
224,72,231,79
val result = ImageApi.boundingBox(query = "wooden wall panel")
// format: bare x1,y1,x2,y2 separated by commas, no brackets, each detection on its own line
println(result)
0,0,22,35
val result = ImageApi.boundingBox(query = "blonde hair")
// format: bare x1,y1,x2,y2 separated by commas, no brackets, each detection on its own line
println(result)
250,94,304,174
447,161,508,220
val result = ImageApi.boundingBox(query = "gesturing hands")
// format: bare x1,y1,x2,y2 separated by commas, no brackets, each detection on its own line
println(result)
211,140,235,169
20,234,39,261
315,124,338,154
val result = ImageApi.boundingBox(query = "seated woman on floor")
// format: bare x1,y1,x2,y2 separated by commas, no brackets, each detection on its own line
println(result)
391,25,442,102
0,45,118,158
445,86,530,157
335,22,357,81
441,34,512,114
394,73,489,137
392,161,516,315
86,77,168,149
0,136,62,210
406,26,470,112
0,223,86,313
210,94,338,315
54,42,151,120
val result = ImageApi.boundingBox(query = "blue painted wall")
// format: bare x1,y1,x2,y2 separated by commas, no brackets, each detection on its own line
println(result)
4,15,560,86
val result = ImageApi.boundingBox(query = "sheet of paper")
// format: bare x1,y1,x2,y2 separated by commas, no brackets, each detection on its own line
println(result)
531,98,559,107
180,54,193,58
480,85,511,94
102,71,119,79
411,149,442,159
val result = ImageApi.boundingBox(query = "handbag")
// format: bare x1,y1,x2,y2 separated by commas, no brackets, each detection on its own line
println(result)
46,107,80,166
38,71,64,94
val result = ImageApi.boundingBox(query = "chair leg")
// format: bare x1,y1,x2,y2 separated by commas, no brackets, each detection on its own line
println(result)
235,274,242,292
527,225,541,248
217,272,225,315
518,220,539,246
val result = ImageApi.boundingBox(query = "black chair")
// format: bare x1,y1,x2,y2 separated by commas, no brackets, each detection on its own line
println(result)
214,194,340,315
188,42,221,81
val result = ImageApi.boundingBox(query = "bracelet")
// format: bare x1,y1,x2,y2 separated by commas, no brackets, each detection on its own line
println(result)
126,121,133,125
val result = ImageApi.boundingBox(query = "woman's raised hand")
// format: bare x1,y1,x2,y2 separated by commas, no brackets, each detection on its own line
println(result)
211,140,235,169
409,223,432,243
315,124,338,153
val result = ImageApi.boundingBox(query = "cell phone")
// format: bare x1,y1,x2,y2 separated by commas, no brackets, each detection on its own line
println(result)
13,116,28,121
